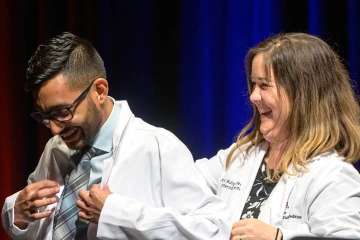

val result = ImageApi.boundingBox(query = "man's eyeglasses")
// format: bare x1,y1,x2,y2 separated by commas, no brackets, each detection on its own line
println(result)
30,80,96,127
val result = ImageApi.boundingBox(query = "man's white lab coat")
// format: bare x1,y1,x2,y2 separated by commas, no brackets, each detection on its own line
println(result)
2,101,231,240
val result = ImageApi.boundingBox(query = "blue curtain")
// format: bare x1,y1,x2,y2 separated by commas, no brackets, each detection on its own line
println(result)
178,0,283,158
177,0,360,174
1,4,360,229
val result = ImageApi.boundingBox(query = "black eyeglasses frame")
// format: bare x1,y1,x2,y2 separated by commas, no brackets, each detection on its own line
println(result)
30,79,96,126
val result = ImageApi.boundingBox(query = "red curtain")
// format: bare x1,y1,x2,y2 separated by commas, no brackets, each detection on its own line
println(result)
0,1,25,239
1,0,359,239
0,1,52,238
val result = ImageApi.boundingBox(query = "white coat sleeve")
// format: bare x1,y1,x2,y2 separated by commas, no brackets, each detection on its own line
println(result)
97,139,232,240
1,136,71,240
281,161,360,240
2,191,38,240
195,145,235,194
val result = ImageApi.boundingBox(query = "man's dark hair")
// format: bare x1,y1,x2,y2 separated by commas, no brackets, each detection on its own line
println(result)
25,32,106,92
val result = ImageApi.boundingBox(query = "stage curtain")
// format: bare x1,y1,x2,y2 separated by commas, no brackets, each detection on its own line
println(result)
1,0,359,238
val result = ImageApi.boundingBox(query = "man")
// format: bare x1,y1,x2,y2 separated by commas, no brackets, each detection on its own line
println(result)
2,32,231,239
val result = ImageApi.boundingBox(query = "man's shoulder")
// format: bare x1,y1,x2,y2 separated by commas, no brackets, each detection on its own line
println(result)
115,100,187,147
124,118,190,152
133,118,180,140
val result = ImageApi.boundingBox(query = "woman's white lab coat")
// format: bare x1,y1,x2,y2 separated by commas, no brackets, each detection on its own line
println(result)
2,101,231,240
195,141,360,240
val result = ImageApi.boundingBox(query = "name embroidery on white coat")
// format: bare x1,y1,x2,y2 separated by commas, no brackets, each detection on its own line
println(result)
283,202,303,220
220,178,241,191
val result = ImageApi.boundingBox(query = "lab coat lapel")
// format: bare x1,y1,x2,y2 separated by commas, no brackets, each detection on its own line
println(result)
259,164,298,226
101,101,134,187
230,142,268,222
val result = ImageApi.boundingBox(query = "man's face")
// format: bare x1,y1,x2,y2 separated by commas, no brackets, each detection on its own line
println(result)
33,74,102,150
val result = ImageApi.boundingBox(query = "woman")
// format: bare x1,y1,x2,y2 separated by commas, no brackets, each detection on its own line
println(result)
196,33,360,240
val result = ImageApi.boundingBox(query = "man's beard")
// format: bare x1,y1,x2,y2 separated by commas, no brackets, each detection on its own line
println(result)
76,97,102,149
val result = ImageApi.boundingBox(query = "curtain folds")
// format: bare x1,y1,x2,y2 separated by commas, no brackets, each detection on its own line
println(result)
0,1,359,238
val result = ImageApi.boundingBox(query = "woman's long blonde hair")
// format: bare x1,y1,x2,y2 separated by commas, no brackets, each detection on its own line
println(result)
226,33,360,180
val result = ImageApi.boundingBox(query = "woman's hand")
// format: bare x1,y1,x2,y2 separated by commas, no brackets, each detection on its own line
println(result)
230,218,282,240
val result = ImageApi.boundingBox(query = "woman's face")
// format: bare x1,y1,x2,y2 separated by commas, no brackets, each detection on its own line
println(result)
249,54,290,144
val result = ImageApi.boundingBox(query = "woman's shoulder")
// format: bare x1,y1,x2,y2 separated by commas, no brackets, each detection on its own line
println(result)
306,149,359,177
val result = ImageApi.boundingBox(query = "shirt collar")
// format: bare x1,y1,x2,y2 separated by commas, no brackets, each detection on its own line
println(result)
91,96,120,152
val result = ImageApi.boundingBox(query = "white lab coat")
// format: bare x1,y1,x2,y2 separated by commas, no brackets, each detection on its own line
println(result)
2,101,231,240
195,141,360,240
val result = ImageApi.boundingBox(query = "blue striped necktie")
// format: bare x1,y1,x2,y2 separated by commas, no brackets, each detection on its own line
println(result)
53,146,106,240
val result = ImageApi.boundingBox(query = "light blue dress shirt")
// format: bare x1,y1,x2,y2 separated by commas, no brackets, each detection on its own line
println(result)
87,96,120,187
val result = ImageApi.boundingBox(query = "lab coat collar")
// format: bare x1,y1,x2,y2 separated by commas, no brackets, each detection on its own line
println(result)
111,100,135,163
230,141,267,168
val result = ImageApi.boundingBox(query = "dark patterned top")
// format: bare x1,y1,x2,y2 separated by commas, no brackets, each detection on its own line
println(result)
240,159,278,219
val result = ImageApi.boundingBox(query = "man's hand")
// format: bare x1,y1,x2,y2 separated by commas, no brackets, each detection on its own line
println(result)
77,184,112,222
14,180,60,229
230,218,282,240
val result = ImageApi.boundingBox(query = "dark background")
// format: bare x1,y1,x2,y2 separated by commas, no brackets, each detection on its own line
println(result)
1,0,360,238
